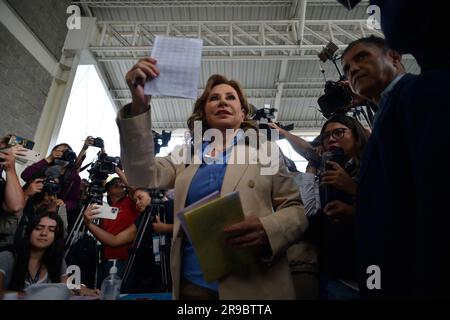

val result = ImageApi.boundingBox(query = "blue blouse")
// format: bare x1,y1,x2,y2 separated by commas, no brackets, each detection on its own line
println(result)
181,133,243,291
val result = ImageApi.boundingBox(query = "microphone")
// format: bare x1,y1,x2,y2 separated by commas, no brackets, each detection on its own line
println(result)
45,165,62,179
321,147,347,206
321,147,346,171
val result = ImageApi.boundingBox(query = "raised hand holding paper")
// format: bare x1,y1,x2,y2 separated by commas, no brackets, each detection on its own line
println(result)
144,36,203,99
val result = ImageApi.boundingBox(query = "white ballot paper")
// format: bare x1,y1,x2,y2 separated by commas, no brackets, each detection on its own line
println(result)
144,36,203,99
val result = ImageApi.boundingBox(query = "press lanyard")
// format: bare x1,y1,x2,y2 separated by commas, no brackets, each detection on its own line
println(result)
27,264,43,284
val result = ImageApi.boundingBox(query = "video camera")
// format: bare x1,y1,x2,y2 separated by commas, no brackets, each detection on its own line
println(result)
251,105,294,140
59,149,77,165
153,130,171,155
92,137,104,148
86,150,121,204
43,177,61,195
317,42,353,119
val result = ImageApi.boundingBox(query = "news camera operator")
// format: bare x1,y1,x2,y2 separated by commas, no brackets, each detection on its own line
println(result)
118,57,306,300
0,137,27,252
20,143,81,230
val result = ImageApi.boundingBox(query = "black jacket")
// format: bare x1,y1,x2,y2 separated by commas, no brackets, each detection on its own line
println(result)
356,71,450,298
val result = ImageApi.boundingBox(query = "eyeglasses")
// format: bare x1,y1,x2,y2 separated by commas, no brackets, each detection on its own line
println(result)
321,128,349,142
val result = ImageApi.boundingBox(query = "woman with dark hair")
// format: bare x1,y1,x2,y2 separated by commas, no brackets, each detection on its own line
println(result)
7,210,65,292
83,188,173,248
0,209,99,298
305,115,369,300
117,57,306,300
21,143,81,230
84,188,173,292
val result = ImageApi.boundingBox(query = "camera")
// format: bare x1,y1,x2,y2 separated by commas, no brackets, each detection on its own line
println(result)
89,152,120,179
317,81,353,119
7,135,35,150
316,41,353,119
43,177,61,195
60,149,77,165
153,130,171,155
250,106,294,140
86,152,121,204
86,183,105,205
92,137,104,148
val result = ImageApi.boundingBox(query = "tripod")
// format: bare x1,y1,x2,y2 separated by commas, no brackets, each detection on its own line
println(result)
121,190,171,293
64,199,103,289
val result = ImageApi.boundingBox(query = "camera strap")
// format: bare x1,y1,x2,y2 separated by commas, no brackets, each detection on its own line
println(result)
80,161,93,172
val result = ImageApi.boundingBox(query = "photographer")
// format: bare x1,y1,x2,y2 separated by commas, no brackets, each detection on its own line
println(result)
74,136,105,173
83,176,140,284
14,178,69,242
83,188,174,292
21,143,81,230
0,137,28,252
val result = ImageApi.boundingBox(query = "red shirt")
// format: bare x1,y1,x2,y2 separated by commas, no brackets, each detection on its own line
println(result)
101,196,140,260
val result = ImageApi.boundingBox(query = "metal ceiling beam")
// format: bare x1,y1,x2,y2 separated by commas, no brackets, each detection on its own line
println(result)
98,54,416,62
76,0,367,8
75,0,342,8
90,19,385,61
97,55,323,62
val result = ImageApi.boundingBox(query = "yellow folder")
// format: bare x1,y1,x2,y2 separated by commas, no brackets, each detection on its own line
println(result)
182,191,257,282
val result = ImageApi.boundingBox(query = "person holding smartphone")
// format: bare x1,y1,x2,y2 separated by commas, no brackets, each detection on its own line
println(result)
86,177,140,285
0,136,27,252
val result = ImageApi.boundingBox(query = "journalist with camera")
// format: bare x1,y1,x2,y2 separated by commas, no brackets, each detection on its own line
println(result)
84,149,121,206
316,42,378,126
83,187,174,293
82,172,140,286
21,143,80,231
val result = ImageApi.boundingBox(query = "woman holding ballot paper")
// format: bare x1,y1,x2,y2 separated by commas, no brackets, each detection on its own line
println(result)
116,57,307,299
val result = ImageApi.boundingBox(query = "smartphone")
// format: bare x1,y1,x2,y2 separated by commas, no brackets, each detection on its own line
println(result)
93,205,119,220
15,149,42,163
8,135,35,150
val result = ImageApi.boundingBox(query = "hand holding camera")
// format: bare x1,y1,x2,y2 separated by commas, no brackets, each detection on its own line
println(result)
24,178,44,197
83,136,95,149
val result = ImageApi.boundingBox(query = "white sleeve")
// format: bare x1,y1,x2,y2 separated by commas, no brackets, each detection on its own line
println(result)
298,172,321,216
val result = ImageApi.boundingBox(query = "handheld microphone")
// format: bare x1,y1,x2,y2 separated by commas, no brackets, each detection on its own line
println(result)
321,147,347,206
